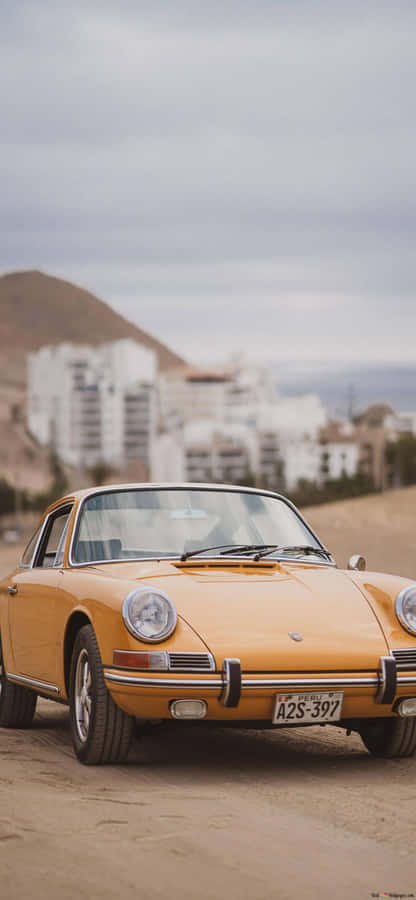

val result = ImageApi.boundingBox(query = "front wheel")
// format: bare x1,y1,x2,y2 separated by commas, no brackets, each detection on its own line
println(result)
69,625,134,765
0,635,37,728
359,716,416,758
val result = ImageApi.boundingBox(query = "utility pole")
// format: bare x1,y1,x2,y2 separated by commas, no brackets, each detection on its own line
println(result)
347,383,356,422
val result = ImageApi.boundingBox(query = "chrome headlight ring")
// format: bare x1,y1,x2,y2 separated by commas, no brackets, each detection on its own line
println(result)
396,585,416,636
122,586,177,643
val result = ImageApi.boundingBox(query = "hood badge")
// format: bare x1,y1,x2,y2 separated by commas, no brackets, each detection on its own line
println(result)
289,632,303,642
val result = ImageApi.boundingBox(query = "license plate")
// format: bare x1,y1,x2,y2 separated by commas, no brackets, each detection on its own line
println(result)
273,691,343,725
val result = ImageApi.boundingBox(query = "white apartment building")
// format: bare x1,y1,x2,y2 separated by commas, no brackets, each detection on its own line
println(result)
184,421,257,483
152,420,257,485
242,395,327,489
155,361,337,490
153,421,358,492
385,410,416,436
279,438,359,492
28,339,156,470
224,361,278,415
318,441,359,482
158,362,280,428
158,367,232,425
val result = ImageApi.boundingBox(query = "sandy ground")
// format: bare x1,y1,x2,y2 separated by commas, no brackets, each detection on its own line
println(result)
1,488,416,899
304,484,416,580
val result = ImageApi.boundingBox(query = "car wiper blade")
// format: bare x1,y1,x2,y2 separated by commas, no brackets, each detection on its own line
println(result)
253,545,332,561
179,543,331,562
180,543,250,561
219,544,283,556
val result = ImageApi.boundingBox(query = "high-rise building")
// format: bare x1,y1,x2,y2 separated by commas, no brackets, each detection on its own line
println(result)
27,339,156,470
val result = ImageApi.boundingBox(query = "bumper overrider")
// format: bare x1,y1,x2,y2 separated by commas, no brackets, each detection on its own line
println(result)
104,655,416,716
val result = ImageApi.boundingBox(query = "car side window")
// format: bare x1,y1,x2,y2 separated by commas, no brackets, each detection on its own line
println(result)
54,513,73,567
20,525,43,567
34,507,73,568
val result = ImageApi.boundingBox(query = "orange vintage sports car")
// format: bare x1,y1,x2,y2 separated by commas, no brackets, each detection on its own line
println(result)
1,483,416,765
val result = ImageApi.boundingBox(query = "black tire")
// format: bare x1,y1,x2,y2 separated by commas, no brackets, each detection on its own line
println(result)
359,716,416,758
0,635,37,728
69,624,134,765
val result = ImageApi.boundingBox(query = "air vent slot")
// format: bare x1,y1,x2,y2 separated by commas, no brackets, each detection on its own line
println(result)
168,652,215,672
391,649,416,670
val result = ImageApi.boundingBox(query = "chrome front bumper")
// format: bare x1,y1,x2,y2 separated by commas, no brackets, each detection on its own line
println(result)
105,655,416,708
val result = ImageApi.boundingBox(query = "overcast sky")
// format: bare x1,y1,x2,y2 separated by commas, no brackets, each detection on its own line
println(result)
1,1,415,365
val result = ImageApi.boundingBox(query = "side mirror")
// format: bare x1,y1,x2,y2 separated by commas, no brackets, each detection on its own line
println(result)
348,554,366,572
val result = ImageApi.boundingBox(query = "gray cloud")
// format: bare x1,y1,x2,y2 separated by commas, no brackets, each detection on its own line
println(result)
1,1,416,363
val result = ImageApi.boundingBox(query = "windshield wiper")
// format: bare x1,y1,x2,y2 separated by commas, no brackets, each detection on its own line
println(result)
180,543,252,561
180,542,331,563
219,544,284,556
253,545,333,561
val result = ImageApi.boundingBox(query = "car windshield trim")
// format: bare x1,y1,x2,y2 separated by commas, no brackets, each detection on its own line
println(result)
68,485,328,568
67,552,336,568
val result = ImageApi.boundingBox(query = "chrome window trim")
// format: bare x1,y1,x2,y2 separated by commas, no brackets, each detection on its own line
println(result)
68,484,331,569
53,509,74,568
19,503,74,570
68,553,335,569
34,503,74,570
19,523,46,570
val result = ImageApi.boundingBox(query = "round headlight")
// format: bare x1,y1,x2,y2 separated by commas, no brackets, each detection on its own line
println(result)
396,585,416,635
122,587,177,643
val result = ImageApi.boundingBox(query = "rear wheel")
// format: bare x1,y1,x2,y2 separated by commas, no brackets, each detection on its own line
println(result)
69,624,134,765
359,716,416,758
0,636,37,728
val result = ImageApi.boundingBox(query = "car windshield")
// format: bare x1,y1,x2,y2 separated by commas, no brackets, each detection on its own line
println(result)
71,488,322,564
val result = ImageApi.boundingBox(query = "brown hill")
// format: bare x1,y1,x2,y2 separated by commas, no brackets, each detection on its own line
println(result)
0,269,184,386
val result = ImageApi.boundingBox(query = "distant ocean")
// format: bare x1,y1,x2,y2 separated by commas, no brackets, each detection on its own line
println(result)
271,363,416,418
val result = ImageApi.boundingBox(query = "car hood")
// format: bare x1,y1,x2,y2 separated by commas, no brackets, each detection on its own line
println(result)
115,560,389,671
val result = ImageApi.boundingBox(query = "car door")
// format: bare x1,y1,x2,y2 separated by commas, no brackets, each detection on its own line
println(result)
8,505,73,687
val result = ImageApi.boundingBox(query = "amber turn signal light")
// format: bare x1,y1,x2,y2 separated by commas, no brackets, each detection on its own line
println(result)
113,650,168,669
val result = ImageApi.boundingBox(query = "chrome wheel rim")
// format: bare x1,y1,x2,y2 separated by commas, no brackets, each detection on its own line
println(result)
74,648,92,743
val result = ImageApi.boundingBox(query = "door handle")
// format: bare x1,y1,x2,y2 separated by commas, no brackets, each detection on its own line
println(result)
7,585,18,596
